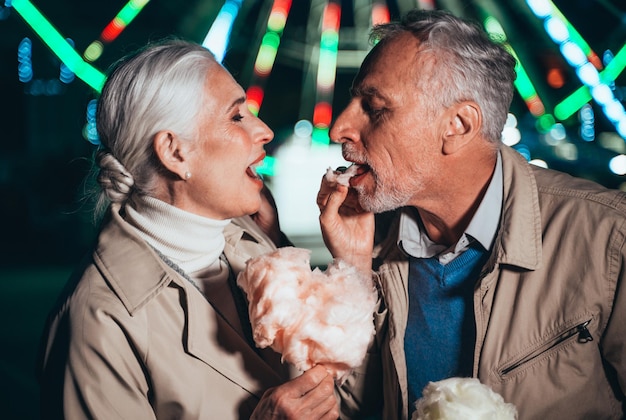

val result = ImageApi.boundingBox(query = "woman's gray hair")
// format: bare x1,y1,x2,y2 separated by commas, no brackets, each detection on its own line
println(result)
370,9,517,143
93,39,219,218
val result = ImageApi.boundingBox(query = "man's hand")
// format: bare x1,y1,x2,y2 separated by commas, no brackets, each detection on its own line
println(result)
251,365,339,419
317,173,374,273
251,184,283,247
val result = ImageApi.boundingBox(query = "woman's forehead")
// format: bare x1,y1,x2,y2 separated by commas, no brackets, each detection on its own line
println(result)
202,66,245,106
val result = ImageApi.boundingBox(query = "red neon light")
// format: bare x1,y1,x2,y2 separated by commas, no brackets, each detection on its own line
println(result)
101,19,125,43
323,2,341,31
526,96,545,116
546,67,565,89
313,102,332,127
587,53,602,71
371,4,390,25
271,0,293,16
246,85,265,109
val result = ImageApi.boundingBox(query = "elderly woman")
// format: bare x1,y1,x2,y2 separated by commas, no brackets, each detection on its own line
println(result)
38,39,338,419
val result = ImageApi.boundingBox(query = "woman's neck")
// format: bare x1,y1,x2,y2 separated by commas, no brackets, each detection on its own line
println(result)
124,195,231,275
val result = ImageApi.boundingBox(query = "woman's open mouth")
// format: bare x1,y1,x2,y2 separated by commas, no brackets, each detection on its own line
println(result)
246,154,266,183
246,162,263,181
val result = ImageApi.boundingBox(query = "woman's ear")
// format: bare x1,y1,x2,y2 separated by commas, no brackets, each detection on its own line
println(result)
442,102,481,155
153,130,189,180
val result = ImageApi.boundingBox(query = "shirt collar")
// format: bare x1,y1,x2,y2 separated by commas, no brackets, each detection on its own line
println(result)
398,151,503,259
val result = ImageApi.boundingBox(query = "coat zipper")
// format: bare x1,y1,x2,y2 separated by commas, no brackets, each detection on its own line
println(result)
500,320,593,376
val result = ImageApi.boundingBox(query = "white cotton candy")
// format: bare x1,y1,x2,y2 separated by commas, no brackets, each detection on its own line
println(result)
324,164,359,187
412,378,518,420
237,247,377,384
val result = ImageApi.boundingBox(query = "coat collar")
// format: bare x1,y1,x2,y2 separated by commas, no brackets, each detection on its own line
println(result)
93,204,173,315
494,145,542,271
94,205,288,395
94,208,276,314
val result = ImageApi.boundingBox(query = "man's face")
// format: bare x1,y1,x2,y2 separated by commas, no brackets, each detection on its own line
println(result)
329,34,446,213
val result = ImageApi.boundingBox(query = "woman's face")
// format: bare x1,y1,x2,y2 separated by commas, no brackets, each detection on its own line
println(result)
184,65,273,220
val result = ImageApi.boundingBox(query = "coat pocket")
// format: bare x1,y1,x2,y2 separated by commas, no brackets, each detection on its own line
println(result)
498,319,594,377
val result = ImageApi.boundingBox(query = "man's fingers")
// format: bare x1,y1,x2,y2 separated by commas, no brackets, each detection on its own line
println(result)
323,185,349,214
317,177,337,209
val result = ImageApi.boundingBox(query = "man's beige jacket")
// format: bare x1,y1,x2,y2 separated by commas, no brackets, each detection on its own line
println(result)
365,145,626,419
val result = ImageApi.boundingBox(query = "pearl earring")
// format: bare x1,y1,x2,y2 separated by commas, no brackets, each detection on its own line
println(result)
185,171,191,180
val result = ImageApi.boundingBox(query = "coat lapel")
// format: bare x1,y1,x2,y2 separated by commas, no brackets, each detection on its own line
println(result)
182,277,286,398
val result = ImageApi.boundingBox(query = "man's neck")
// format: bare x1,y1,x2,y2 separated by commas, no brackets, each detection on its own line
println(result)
416,151,498,247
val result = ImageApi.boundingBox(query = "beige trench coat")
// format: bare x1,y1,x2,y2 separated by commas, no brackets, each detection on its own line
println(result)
39,205,294,419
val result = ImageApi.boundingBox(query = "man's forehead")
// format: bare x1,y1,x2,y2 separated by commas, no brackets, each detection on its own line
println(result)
351,49,419,99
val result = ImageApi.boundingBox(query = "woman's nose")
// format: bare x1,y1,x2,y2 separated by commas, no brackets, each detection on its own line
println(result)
256,118,274,144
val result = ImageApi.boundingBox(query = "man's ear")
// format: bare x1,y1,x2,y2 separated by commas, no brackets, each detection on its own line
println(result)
442,102,481,155
153,130,189,180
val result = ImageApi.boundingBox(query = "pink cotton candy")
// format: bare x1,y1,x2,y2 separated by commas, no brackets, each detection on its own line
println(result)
324,164,359,187
237,247,377,384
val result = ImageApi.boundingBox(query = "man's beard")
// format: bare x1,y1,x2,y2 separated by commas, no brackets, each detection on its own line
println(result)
342,145,414,213
353,174,412,214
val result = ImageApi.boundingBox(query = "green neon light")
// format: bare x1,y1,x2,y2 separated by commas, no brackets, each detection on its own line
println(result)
118,0,149,25
599,43,626,84
483,17,546,117
311,127,330,146
257,155,276,177
320,31,339,50
537,114,556,133
255,33,280,72
507,46,541,108
554,43,626,120
12,0,106,92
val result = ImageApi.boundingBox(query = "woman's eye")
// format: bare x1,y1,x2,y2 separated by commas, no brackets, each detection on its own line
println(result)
232,113,244,122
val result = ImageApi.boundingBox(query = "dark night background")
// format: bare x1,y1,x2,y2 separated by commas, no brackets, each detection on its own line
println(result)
0,0,624,418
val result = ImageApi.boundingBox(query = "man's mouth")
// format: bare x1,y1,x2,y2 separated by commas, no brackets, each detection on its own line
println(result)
346,162,371,186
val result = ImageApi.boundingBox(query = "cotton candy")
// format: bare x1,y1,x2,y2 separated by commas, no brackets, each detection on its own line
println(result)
412,377,517,420
237,247,377,383
325,164,359,187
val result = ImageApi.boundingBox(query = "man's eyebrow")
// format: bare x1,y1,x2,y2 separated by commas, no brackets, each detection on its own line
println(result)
227,96,246,112
350,85,389,102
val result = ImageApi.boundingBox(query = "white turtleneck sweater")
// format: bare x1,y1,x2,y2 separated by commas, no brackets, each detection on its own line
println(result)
124,195,244,336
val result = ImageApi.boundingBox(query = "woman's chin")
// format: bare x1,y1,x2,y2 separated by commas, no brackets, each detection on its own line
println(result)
239,196,263,219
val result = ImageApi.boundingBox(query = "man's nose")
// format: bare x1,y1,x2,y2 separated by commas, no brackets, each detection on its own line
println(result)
329,107,357,144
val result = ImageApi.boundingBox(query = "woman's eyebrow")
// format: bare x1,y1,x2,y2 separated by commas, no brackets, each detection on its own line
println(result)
227,96,246,112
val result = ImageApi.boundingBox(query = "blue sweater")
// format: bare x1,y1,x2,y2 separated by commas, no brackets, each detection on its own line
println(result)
404,245,488,407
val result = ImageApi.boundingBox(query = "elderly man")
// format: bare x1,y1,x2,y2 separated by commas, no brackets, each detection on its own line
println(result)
321,9,626,420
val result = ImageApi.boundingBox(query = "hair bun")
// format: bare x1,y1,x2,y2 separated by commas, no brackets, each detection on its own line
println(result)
96,149,135,203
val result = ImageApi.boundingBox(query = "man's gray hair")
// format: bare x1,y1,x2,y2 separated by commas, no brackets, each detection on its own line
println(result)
371,9,517,143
